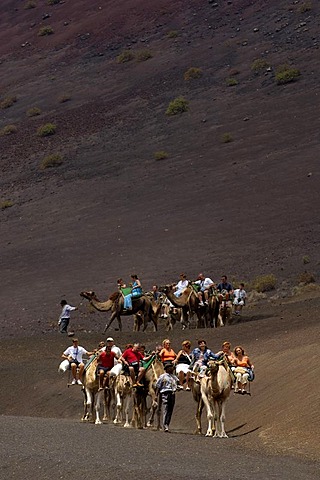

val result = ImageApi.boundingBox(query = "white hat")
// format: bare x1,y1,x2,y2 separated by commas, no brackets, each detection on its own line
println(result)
106,337,114,342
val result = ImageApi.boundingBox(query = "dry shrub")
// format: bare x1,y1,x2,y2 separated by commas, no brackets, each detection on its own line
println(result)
184,67,202,81
165,96,189,116
251,58,270,71
116,50,134,63
1,125,17,135
40,154,63,169
24,1,37,9
226,77,238,86
136,50,152,62
275,65,300,85
221,133,233,143
154,151,168,160
38,26,54,36
58,94,71,103
27,107,41,117
37,123,56,137
0,200,13,210
251,274,277,292
167,30,178,38
298,271,315,285
0,96,17,109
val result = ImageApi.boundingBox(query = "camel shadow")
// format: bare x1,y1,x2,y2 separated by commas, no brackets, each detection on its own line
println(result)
227,424,261,438
228,313,272,326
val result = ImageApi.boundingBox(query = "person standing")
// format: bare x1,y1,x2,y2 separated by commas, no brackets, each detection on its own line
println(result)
156,363,179,432
58,300,78,334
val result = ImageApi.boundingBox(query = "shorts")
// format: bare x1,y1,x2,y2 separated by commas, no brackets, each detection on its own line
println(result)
129,361,139,375
96,366,111,375
69,359,80,367
176,364,190,375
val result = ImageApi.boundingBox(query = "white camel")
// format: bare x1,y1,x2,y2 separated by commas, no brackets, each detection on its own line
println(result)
113,374,133,428
82,356,112,425
200,360,232,437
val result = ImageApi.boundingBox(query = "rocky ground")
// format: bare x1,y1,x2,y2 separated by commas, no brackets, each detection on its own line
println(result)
0,0,319,469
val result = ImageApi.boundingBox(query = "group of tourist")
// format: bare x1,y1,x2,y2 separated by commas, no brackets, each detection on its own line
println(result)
61,336,254,432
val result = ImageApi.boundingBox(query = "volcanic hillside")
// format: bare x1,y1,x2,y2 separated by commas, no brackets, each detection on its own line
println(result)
0,0,319,335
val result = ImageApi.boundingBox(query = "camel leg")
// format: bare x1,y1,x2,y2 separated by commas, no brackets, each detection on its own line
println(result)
123,395,131,428
82,388,93,421
104,311,117,332
195,398,204,434
201,387,214,436
95,390,103,425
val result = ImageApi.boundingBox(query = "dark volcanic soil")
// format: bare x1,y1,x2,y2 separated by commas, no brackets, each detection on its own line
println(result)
0,0,319,467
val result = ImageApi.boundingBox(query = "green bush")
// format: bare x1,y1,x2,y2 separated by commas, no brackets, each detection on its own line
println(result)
0,200,13,210
24,1,37,8
252,274,277,292
37,123,56,137
154,151,168,161
116,50,134,63
27,107,41,117
136,50,152,62
221,133,233,143
40,154,63,169
226,77,238,86
251,58,270,71
184,67,203,81
165,96,189,116
167,30,178,38
302,255,310,265
38,26,54,36
298,271,315,285
1,125,17,135
0,96,17,109
275,65,300,85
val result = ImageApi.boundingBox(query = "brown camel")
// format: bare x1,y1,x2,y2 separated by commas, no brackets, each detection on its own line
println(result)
132,356,164,429
217,292,232,327
189,374,205,435
200,360,232,437
82,356,113,424
159,284,203,329
206,289,220,328
80,290,157,332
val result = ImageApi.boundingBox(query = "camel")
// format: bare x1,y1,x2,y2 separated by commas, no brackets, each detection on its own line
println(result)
80,290,157,332
113,374,133,427
205,289,220,328
189,374,204,435
159,284,203,329
217,292,232,327
200,360,232,437
82,356,112,425
132,356,164,429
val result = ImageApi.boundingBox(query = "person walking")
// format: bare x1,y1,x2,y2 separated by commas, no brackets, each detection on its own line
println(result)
156,363,179,432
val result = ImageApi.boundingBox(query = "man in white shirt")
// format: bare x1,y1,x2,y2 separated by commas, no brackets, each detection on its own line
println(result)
61,338,94,385
58,299,77,334
194,273,215,306
106,337,123,376
174,273,188,297
233,283,247,315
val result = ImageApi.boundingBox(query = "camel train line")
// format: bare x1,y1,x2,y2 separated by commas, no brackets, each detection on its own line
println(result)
80,281,236,333
62,348,240,438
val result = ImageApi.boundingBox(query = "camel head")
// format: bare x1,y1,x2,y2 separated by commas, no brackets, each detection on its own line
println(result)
159,284,175,293
207,360,220,374
80,290,99,301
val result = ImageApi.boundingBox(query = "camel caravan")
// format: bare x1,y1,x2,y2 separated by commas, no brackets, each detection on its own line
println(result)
59,337,254,436
80,273,247,333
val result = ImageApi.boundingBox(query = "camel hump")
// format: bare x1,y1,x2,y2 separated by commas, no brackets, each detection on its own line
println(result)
109,291,121,302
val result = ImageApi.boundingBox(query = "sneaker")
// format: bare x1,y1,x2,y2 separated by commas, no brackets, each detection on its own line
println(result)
199,302,204,307
185,386,191,391
177,385,183,390
77,379,83,385
204,300,209,305
163,314,168,318
164,426,169,432
98,387,103,392
71,379,77,385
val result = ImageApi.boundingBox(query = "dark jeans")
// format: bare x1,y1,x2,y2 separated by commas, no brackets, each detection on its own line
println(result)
59,318,69,333
160,391,176,428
